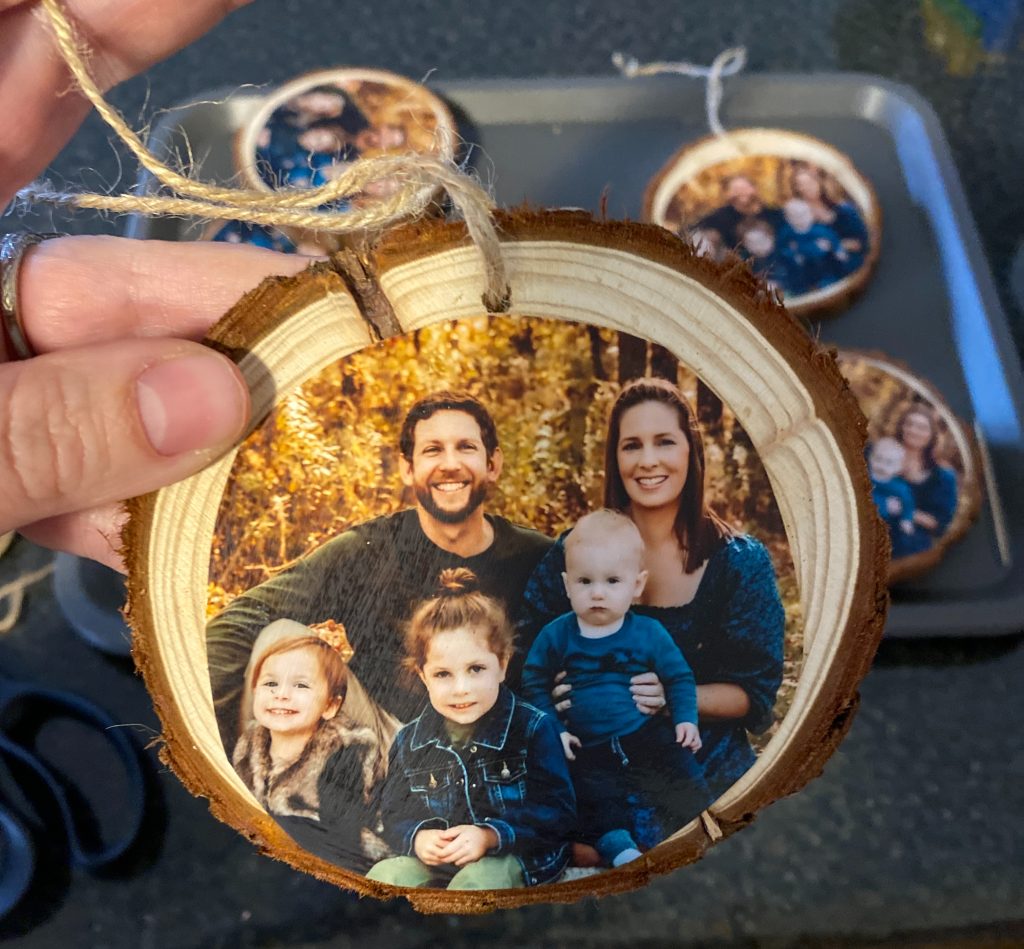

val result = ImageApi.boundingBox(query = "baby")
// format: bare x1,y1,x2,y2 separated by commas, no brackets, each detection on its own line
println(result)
521,509,712,867
736,218,799,296
779,198,846,290
867,437,917,552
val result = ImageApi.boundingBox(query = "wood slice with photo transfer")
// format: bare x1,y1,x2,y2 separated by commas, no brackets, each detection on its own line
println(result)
231,68,458,254
835,349,983,584
125,210,888,913
643,129,881,318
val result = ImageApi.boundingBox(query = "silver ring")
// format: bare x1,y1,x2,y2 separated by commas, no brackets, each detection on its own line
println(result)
1,232,63,360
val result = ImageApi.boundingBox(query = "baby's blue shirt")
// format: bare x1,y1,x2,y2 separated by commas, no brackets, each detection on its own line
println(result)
520,610,699,745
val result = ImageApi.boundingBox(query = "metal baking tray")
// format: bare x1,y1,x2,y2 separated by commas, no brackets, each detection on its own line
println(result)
127,73,1024,638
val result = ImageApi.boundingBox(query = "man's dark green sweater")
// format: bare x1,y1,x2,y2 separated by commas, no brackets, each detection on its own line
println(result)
206,509,553,749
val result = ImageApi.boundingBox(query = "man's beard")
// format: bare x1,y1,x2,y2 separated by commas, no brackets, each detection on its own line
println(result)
415,482,489,525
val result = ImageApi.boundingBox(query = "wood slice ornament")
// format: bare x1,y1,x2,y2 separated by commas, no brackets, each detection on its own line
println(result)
231,68,458,254
644,128,881,318
125,210,888,913
835,349,983,584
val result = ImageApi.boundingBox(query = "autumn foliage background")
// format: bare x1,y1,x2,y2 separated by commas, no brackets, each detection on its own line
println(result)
208,316,804,744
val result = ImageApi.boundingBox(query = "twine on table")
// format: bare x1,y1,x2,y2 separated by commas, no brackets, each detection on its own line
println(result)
612,46,747,137
0,560,55,635
15,0,509,309
0,534,55,636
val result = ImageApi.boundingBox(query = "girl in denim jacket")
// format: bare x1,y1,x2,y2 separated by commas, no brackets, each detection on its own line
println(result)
367,568,577,889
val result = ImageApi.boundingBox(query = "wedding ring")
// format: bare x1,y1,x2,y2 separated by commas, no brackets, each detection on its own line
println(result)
1,232,63,360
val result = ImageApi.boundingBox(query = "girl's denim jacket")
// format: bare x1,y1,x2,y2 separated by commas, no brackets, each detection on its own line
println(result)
379,685,576,886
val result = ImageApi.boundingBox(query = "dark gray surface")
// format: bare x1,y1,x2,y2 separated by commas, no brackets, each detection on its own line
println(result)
3,0,1024,944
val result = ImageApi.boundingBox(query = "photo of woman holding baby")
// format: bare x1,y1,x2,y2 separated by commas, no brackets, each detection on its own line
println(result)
656,150,876,308
893,404,959,551
839,351,973,571
789,162,870,277
520,378,786,811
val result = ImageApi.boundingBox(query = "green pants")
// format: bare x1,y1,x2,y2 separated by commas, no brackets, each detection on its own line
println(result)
366,854,525,889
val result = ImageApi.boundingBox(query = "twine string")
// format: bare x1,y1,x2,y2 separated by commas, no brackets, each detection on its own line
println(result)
16,0,508,306
611,47,747,137
0,563,55,635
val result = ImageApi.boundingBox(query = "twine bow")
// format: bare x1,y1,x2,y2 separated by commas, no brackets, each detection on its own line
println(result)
612,46,748,137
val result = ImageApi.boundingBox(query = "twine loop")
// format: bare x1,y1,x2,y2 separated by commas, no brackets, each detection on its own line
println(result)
14,0,508,308
612,46,747,137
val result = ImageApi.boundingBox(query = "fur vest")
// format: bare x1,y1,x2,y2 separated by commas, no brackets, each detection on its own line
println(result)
233,712,383,820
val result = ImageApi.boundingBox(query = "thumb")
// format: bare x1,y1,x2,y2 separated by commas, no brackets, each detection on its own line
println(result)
0,338,248,532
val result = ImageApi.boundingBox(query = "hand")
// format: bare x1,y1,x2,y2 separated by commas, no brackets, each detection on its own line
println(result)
412,827,454,867
0,0,311,568
885,496,902,516
913,510,939,532
437,824,498,868
675,721,702,751
629,671,666,715
552,669,572,715
560,730,581,761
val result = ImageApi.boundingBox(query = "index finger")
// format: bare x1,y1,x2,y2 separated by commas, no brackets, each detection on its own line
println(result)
15,236,313,357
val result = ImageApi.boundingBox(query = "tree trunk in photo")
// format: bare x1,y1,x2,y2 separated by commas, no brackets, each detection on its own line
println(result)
588,325,609,381
734,420,786,536
617,331,646,384
511,321,536,358
696,378,724,440
565,339,600,521
650,343,677,382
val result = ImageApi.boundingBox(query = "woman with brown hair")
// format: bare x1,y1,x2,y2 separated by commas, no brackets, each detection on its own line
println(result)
520,378,785,806
894,403,959,549
789,161,869,277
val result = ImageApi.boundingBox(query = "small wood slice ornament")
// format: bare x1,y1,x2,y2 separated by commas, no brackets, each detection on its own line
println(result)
125,211,887,913
232,68,457,254
835,349,982,584
644,129,881,318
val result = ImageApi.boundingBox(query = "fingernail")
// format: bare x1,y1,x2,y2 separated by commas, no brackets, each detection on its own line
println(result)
137,353,248,456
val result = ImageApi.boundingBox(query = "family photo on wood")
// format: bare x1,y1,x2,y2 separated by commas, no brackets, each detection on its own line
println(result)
659,155,871,304
204,316,803,890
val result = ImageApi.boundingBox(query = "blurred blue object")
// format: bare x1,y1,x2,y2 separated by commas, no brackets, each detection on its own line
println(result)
208,219,297,253
962,0,1021,51
53,554,132,657
0,673,147,921
0,809,34,919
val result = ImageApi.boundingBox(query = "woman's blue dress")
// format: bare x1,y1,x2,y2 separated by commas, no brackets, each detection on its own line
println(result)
830,202,869,276
906,464,958,552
